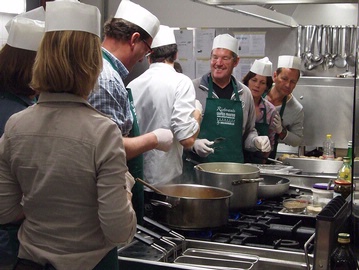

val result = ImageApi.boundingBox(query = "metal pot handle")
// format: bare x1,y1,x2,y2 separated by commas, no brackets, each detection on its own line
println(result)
150,199,173,208
232,177,264,186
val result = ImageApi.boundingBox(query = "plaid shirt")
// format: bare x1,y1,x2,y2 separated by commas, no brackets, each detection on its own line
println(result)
88,48,133,136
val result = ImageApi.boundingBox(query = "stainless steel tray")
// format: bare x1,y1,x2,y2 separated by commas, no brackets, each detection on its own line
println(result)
278,208,317,218
174,255,256,269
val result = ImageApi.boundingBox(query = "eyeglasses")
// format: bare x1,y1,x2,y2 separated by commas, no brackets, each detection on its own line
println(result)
210,55,234,62
141,39,153,57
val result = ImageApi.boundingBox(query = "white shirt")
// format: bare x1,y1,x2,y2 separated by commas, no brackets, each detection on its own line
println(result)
128,63,199,185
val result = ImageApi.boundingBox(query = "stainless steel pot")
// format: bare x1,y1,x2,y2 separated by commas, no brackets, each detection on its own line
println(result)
151,184,232,230
258,175,290,199
194,162,262,210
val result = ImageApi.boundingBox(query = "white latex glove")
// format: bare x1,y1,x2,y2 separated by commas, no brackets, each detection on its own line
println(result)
195,99,203,114
254,136,271,152
152,128,173,152
192,139,214,157
273,114,283,134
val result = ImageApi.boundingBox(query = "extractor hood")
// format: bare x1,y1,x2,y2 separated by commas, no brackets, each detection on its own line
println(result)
192,0,358,27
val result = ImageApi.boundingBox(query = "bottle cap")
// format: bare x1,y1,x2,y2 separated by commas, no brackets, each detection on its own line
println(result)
337,233,351,244
326,134,332,139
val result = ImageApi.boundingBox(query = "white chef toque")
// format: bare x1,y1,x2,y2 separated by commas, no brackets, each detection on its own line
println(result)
115,0,160,38
6,17,45,52
151,25,176,49
250,57,273,77
277,55,301,70
212,34,239,55
45,0,101,37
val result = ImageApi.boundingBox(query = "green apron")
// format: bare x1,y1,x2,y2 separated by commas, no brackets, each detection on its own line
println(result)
244,99,269,164
195,76,244,163
126,88,144,226
262,91,287,159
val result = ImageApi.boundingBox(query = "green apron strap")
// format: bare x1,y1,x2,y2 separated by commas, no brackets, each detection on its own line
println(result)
269,95,287,159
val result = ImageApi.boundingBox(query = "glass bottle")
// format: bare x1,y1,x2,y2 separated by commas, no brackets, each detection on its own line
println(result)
337,157,352,182
330,233,358,270
323,134,335,160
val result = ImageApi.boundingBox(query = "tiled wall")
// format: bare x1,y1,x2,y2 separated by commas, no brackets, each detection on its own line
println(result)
0,13,16,47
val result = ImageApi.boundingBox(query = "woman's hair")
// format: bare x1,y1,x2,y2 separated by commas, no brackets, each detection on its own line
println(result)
242,71,273,91
103,18,151,41
31,31,102,97
0,44,37,97
149,44,178,64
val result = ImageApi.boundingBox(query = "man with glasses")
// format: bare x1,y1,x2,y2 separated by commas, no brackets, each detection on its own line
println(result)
263,55,304,159
188,34,271,163
88,1,173,225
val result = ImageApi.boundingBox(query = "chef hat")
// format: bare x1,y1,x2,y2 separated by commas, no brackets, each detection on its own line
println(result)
212,34,239,55
6,17,45,51
45,0,101,37
151,25,176,49
250,57,273,77
115,0,160,38
277,55,301,70
5,6,45,33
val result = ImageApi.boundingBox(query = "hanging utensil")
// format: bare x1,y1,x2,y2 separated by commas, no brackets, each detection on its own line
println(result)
312,25,323,62
334,26,348,68
330,26,339,68
346,25,357,67
297,25,305,59
135,177,165,195
304,25,316,65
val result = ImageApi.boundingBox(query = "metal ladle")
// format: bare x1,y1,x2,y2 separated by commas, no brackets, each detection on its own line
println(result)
346,26,356,67
334,26,348,68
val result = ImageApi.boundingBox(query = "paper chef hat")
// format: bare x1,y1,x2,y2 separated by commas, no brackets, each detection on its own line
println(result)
151,25,176,49
7,17,45,51
5,6,45,33
212,34,239,55
277,55,301,70
250,57,273,77
115,0,160,38
45,0,101,37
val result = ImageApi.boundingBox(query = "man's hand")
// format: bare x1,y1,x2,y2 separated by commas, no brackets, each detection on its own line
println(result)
192,139,214,157
152,128,173,152
254,136,271,152
273,114,283,134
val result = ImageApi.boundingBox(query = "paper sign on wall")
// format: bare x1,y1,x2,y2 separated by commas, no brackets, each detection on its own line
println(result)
234,32,266,57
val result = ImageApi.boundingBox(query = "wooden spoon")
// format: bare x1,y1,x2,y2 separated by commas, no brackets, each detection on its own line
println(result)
135,178,165,195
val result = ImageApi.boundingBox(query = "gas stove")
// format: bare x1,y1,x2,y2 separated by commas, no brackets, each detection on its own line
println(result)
118,187,321,270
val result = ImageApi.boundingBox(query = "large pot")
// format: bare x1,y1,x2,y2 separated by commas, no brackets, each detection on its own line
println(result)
258,175,290,199
194,162,261,210
151,184,232,230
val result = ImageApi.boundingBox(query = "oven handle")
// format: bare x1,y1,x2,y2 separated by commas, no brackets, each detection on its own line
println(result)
304,232,315,270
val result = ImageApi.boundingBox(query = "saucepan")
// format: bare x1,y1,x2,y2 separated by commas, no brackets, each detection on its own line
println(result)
194,162,262,210
258,175,290,199
150,184,233,230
